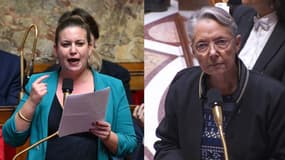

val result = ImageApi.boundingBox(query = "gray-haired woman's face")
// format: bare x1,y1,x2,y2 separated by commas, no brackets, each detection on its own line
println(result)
191,18,241,76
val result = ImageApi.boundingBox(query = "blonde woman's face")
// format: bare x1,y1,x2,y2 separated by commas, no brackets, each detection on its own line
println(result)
55,26,92,74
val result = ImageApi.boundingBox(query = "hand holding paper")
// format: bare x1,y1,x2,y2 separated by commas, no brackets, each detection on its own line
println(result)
58,87,110,137
90,121,112,140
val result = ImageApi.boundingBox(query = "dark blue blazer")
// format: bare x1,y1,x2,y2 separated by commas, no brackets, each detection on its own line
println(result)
0,50,21,106
233,5,285,85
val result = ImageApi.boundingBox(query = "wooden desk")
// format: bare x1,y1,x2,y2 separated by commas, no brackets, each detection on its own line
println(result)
118,62,144,91
0,106,15,126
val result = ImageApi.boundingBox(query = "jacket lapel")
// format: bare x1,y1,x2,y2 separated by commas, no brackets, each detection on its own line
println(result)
239,19,254,48
253,22,285,71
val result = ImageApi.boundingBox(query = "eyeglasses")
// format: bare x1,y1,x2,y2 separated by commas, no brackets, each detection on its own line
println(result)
193,38,234,53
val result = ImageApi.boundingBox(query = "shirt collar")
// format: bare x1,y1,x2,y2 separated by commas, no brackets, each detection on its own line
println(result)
253,11,277,31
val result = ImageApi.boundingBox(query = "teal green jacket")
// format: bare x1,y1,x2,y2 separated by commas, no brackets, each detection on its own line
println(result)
3,69,137,160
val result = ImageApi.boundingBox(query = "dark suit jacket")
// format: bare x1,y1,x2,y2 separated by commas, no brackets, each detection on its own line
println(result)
100,60,131,103
0,50,21,106
233,5,285,84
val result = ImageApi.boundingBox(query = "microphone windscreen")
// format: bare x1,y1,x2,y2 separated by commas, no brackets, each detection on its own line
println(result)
207,88,223,107
62,78,73,93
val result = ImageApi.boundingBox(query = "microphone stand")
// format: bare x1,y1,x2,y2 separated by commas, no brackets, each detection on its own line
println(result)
212,103,229,160
12,131,59,160
207,89,229,160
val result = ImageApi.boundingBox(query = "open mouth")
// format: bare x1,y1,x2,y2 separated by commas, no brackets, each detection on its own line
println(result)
67,58,80,65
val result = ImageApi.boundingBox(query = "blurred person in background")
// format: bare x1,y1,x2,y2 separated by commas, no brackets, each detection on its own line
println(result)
0,50,20,106
233,0,285,84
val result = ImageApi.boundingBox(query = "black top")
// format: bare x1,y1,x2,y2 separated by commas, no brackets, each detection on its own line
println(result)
100,60,131,103
46,96,98,160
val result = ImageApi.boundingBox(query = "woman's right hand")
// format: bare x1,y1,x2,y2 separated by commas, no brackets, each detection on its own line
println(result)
133,103,144,127
15,75,49,131
28,74,49,106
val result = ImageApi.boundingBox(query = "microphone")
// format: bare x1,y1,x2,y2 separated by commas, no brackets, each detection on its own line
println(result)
207,89,223,128
207,88,229,160
62,78,73,104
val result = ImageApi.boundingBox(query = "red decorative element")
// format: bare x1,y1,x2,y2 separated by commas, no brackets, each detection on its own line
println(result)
132,90,144,105
0,126,16,160
0,127,4,160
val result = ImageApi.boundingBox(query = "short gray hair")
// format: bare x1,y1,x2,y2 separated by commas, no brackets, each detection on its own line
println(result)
187,6,238,40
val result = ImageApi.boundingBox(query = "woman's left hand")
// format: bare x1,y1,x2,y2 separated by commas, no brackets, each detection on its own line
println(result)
90,120,112,141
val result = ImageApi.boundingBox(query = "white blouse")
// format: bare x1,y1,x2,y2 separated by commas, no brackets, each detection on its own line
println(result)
238,12,278,70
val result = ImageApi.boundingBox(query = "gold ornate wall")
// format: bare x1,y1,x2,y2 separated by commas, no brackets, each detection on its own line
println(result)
0,0,144,63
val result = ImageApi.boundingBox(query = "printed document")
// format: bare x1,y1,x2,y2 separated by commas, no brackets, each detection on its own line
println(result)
58,87,110,137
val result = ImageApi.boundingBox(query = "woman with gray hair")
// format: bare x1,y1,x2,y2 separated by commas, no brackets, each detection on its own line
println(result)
154,6,285,160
